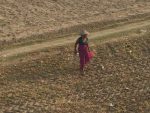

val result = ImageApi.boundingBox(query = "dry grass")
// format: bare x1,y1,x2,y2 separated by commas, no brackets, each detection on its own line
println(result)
0,1,150,112
0,0,150,42
0,33,149,112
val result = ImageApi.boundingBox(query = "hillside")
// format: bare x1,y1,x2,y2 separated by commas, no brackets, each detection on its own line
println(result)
0,33,149,112
0,0,150,42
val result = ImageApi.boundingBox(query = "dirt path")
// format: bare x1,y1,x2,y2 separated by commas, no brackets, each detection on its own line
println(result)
0,19,150,59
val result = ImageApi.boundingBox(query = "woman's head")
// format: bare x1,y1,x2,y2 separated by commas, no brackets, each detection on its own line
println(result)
80,30,89,38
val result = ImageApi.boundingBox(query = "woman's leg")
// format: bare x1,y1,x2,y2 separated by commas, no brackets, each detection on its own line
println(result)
84,46,90,65
85,52,90,65
79,51,85,71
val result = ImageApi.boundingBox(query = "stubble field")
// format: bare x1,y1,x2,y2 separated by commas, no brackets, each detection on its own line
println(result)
0,31,150,112
0,0,150,113
0,0,150,42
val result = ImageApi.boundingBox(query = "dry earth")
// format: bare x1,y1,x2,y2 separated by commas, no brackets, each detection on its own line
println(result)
0,19,150,60
0,0,150,42
0,32,150,113
0,0,150,113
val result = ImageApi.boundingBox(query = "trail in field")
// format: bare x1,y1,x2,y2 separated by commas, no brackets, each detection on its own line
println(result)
0,20,150,59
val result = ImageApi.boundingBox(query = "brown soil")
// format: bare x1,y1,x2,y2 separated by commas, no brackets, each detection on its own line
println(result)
0,1,150,112
0,0,150,42
0,19,150,60
0,32,149,113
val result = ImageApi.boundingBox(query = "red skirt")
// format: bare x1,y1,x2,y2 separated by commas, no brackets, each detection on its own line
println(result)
78,45,94,70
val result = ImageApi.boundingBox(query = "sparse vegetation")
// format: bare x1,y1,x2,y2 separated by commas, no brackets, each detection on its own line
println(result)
0,0,150,112
0,0,150,42
0,32,149,112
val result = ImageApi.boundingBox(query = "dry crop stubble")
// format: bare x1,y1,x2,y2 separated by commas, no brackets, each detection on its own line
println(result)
0,0,150,43
0,32,150,112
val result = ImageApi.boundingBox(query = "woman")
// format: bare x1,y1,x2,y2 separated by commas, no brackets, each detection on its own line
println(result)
74,30,94,74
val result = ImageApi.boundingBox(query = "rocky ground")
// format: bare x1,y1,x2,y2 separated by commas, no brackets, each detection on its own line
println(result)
0,0,150,42
0,33,149,113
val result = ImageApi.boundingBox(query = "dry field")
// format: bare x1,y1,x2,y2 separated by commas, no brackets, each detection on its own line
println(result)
0,0,150,43
0,30,150,112
0,0,150,113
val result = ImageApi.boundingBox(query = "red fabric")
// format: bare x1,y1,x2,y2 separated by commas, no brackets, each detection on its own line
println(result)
88,51,94,60
78,45,94,70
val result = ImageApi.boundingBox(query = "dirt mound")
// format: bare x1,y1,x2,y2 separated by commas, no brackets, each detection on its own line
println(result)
0,33,149,112
0,0,150,42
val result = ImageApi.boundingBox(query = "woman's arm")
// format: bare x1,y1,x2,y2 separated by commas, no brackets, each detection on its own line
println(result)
74,38,79,54
87,44,90,51
87,38,90,51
